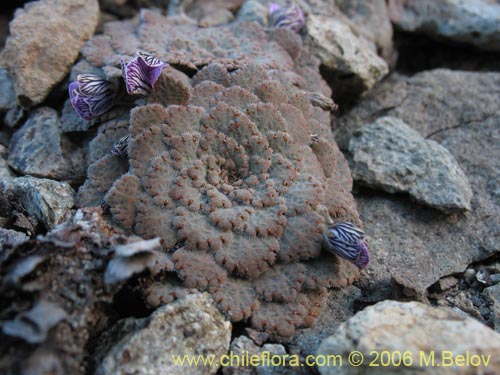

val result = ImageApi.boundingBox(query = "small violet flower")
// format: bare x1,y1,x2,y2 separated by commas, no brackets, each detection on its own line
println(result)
268,2,305,33
69,74,115,120
323,222,370,269
121,52,168,96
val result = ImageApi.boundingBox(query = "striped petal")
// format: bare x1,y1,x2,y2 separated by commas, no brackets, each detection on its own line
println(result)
69,75,114,120
324,222,370,269
121,52,168,96
111,135,130,157
268,2,305,33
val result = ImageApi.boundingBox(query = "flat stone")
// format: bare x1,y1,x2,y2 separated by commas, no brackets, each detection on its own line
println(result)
0,0,99,108
349,116,472,213
318,300,500,375
335,70,500,299
95,293,231,375
306,14,389,98
389,0,500,51
8,107,87,183
10,176,75,230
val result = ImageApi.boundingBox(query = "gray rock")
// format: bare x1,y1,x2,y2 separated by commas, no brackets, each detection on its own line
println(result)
0,65,16,112
464,269,477,285
317,300,500,375
0,228,29,250
8,107,87,183
349,116,472,213
4,105,26,129
223,336,295,375
484,283,500,333
306,14,389,98
0,0,99,108
389,0,500,51
236,0,268,25
10,176,75,230
96,293,231,375
0,144,15,190
336,70,500,298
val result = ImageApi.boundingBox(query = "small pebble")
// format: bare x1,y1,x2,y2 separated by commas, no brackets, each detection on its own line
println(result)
464,268,476,284
477,268,492,285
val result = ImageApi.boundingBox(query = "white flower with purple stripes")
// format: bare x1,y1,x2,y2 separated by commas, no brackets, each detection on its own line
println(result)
121,52,168,96
268,2,305,33
69,74,115,120
324,222,370,269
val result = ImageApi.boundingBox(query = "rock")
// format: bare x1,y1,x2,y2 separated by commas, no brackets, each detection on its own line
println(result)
348,116,472,213
4,105,26,128
0,65,16,113
484,283,500,332
389,0,500,52
95,293,231,375
336,70,500,299
0,144,15,190
306,14,389,101
317,300,500,375
223,335,295,375
0,228,29,250
236,0,268,25
0,184,40,237
464,269,476,285
477,268,493,285
448,291,483,320
10,176,75,230
0,0,99,108
8,107,87,183
335,0,395,65
435,276,459,293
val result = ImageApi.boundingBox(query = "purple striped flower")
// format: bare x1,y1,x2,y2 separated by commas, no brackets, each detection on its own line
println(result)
268,2,305,33
324,222,370,269
121,52,168,96
69,74,115,120
111,135,129,157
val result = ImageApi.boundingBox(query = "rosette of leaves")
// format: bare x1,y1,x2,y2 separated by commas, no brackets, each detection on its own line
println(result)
77,63,359,341
73,11,361,340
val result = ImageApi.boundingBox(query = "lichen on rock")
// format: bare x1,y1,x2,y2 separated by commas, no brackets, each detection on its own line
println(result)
74,11,361,340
